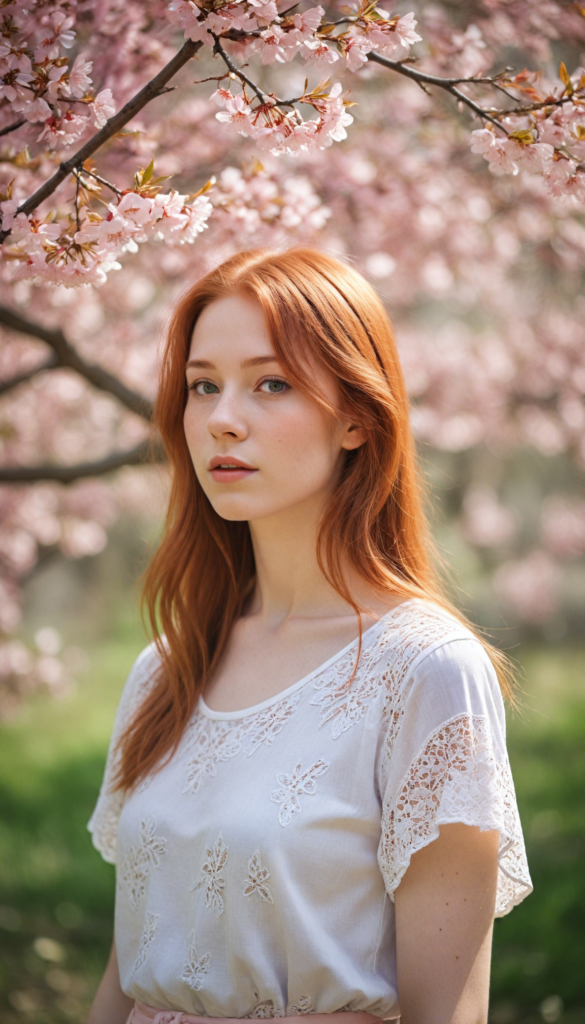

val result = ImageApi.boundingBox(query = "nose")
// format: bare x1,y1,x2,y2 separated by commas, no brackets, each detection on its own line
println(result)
206,386,249,441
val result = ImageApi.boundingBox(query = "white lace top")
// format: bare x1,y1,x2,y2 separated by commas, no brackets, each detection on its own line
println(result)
88,599,532,1019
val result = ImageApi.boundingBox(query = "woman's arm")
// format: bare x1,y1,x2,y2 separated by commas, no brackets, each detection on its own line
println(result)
87,937,134,1024
394,822,500,1024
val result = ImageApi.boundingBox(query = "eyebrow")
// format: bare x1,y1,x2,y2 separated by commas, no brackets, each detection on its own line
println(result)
185,355,280,370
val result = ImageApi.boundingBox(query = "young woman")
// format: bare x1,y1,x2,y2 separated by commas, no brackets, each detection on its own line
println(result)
86,248,532,1024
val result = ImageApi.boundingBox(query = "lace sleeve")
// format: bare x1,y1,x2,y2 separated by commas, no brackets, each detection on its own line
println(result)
87,641,163,864
376,637,533,918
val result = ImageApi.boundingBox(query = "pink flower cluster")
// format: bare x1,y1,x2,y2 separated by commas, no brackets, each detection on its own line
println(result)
0,3,115,150
471,95,585,201
212,83,354,155
213,165,330,233
168,1,421,155
0,190,213,286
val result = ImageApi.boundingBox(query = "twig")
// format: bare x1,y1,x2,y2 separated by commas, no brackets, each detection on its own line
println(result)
82,167,124,197
0,305,154,421
0,118,26,138
0,436,167,485
367,52,509,132
74,173,81,232
0,39,203,243
212,34,273,105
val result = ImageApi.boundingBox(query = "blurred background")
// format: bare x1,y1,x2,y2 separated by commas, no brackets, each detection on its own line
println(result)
1,2,585,1023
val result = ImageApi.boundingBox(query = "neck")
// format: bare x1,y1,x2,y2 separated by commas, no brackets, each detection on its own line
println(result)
247,490,356,628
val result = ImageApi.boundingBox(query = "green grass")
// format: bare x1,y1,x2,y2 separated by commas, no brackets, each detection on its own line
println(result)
0,639,583,1024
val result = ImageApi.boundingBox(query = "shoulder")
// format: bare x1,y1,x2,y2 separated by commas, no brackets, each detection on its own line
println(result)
376,598,503,722
114,638,166,732
376,597,482,672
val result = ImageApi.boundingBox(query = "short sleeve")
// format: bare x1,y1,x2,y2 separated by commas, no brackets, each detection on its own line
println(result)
376,636,532,917
87,641,162,864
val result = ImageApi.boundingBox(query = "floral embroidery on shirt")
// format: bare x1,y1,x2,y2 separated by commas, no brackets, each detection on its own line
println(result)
310,600,461,741
191,833,228,914
183,694,301,795
242,694,302,756
289,996,314,1015
244,999,284,1018
122,817,167,911
243,850,274,903
182,930,211,990
271,759,329,827
133,912,159,971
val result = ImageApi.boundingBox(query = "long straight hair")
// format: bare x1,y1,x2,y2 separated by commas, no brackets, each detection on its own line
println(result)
115,246,514,791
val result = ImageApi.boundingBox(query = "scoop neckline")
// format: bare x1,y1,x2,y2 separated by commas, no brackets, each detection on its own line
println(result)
198,597,419,721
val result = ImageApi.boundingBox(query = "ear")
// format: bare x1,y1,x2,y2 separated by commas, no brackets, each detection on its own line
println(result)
341,422,367,451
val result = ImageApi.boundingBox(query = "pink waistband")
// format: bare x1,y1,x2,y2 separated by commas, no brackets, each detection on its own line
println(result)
128,1001,386,1024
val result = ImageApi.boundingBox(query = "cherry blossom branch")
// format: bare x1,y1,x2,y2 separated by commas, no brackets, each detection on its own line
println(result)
211,34,273,106
0,436,167,485
366,53,510,133
0,355,59,396
81,167,123,197
0,305,154,421
0,39,203,244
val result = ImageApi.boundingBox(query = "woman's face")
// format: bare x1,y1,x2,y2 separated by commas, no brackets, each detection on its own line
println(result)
183,292,364,523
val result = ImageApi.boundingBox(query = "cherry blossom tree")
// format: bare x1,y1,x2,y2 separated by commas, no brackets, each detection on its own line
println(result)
1,0,584,711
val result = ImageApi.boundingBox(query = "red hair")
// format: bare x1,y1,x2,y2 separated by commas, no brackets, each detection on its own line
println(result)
116,247,514,791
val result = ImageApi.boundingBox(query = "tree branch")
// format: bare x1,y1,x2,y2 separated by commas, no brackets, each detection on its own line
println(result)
212,35,273,105
0,305,154,420
0,354,59,396
0,39,203,243
0,436,167,484
0,118,26,138
366,53,509,132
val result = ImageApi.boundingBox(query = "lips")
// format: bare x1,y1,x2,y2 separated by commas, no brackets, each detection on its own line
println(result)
208,455,258,483
208,456,257,471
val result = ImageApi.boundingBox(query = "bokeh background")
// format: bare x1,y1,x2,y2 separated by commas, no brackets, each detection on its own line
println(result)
1,2,585,1023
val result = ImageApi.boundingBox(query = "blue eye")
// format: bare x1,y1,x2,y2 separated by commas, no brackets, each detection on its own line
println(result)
259,378,289,394
188,381,219,395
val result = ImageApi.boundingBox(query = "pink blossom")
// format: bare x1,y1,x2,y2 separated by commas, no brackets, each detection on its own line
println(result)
46,64,69,102
395,12,422,47
546,157,577,197
15,96,52,123
69,54,93,98
301,40,339,65
167,0,211,44
0,54,33,102
206,9,258,34
345,35,373,72
114,192,155,226
486,139,520,176
210,88,233,107
253,124,288,151
291,6,325,37
173,195,213,243
259,26,287,64
510,140,554,174
34,10,75,60
247,0,279,26
215,94,254,135
470,127,496,156
37,111,90,148
537,117,566,147
0,199,19,231
92,88,116,128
